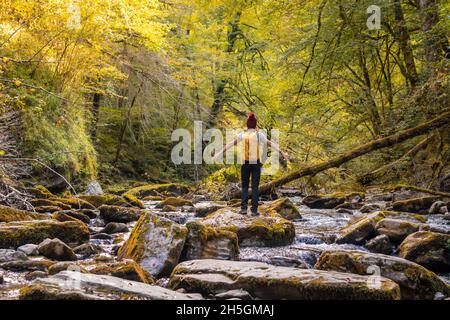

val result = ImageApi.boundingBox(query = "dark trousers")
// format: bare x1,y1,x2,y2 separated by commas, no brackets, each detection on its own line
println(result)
241,162,262,213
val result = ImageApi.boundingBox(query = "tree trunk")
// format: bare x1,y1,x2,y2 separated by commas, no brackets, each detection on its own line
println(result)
419,0,440,64
226,111,450,199
90,92,101,142
358,134,433,184
393,0,418,87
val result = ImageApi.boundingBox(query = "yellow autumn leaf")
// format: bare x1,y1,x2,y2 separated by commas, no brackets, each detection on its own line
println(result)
0,150,6,156
2,57,8,63
14,79,21,87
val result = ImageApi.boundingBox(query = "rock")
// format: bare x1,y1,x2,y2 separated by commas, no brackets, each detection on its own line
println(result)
336,208,354,214
156,197,194,208
392,196,440,214
336,211,390,245
17,244,39,256
336,202,363,210
375,218,419,243
79,194,129,208
0,259,54,272
302,194,345,209
37,238,77,261
77,209,98,219
263,198,302,220
429,201,448,214
48,197,96,210
0,273,3,284
19,271,199,300
199,207,295,247
439,173,450,192
73,243,101,258
161,205,177,212
0,220,90,248
168,259,400,300
52,211,84,224
25,271,48,281
84,181,103,196
399,231,450,272
194,202,226,218
26,185,54,199
182,221,239,261
143,195,163,201
91,233,113,240
101,222,129,234
364,235,392,255
124,183,191,199
48,262,86,275
29,199,71,210
444,213,450,221
0,205,44,223
122,193,145,209
0,249,28,262
118,213,188,278
53,210,90,224
88,261,154,284
315,250,449,300
34,206,63,213
214,289,253,300
360,203,384,213
99,205,143,223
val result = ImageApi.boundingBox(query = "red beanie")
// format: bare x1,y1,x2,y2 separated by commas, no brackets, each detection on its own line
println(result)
246,112,257,129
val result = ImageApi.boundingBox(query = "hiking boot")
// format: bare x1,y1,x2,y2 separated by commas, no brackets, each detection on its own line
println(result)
251,211,259,217
239,209,248,215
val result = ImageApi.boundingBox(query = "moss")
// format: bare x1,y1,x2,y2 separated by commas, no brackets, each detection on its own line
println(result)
263,198,301,220
19,284,94,300
392,196,440,213
89,261,154,284
52,211,83,224
142,195,162,201
117,213,150,261
0,205,44,223
34,206,61,213
29,199,71,210
27,185,54,199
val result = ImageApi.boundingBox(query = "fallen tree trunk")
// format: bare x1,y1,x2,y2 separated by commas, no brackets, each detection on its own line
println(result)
226,111,450,199
358,134,434,184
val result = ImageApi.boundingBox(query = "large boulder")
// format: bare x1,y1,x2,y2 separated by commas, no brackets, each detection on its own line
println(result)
83,181,103,196
37,238,77,261
0,220,89,248
302,194,345,209
392,196,440,214
168,259,400,300
336,211,388,245
182,221,239,261
194,202,226,218
0,205,44,223
99,205,144,223
118,213,188,278
375,218,419,243
19,271,200,300
124,183,191,199
399,231,450,272
315,250,449,300
0,249,28,263
364,235,393,255
48,197,96,210
199,207,295,247
78,194,129,208
263,198,302,220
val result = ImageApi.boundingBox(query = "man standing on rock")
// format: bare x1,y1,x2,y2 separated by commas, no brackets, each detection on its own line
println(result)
214,112,289,216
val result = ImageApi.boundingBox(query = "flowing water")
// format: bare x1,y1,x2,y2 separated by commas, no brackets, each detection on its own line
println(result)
1,195,449,299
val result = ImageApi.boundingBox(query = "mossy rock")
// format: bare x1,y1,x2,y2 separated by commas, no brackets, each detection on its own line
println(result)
48,197,96,210
78,194,128,208
161,205,177,212
52,211,85,224
142,195,163,201
0,205,45,223
29,199,71,210
26,185,54,199
88,261,154,284
34,206,62,213
0,219,90,248
124,183,191,199
156,197,194,208
399,231,450,272
375,218,420,243
303,192,365,209
54,210,90,224
122,193,145,209
99,205,144,223
169,259,400,300
315,250,449,300
262,198,302,220
392,196,441,214
200,207,295,247
182,221,239,261
118,212,188,278
0,259,55,272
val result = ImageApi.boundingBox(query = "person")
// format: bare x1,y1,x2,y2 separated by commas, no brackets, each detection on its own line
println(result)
213,112,289,216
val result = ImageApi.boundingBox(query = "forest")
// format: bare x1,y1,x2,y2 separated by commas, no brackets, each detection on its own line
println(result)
0,0,449,301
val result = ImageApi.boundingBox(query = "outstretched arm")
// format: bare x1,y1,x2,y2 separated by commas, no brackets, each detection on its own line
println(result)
267,139,289,161
213,139,238,162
